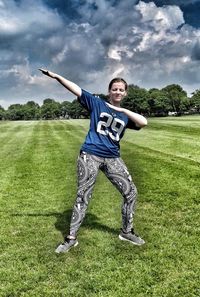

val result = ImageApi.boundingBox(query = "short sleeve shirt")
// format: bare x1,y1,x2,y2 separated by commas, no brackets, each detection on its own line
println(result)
78,89,140,158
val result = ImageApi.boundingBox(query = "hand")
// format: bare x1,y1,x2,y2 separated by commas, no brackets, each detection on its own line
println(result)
106,102,123,112
38,68,56,78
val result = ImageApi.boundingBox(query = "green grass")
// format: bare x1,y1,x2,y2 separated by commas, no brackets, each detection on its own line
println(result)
0,116,199,297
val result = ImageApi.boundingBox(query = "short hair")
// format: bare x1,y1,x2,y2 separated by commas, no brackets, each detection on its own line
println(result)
108,77,128,91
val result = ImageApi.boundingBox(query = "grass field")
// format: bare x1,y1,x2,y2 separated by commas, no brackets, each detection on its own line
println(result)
0,116,199,297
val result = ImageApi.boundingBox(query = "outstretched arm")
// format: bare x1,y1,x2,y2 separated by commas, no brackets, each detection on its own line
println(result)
39,68,82,97
106,102,147,128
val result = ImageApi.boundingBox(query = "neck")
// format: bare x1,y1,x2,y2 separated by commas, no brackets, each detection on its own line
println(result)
109,100,121,107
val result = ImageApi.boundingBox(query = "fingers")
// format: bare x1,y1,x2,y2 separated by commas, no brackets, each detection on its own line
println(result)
106,102,122,112
38,68,49,75
38,68,57,79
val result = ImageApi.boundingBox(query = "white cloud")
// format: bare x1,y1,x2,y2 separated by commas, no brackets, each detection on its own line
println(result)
1,0,200,108
136,1,184,29
0,0,63,35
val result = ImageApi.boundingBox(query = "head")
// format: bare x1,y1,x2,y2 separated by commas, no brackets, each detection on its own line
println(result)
108,77,128,106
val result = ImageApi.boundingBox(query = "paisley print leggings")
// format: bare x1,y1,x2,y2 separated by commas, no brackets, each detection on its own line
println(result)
69,151,137,237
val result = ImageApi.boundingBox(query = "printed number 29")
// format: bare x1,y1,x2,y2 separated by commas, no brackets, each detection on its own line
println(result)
97,112,125,141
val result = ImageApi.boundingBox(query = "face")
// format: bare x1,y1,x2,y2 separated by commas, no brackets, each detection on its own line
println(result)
109,82,127,106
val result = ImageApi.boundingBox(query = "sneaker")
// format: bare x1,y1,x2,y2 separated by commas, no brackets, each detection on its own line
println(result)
119,229,145,246
55,238,78,254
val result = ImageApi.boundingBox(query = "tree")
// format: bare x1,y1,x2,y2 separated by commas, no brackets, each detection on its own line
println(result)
41,98,61,119
23,101,40,120
122,85,150,115
60,101,72,119
67,100,89,119
190,90,200,113
7,104,24,120
161,84,189,115
0,105,5,120
148,89,170,116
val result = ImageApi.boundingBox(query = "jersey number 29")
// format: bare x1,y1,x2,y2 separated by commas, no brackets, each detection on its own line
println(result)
97,112,125,141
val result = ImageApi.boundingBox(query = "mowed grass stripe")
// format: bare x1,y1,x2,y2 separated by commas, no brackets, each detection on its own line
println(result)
148,115,200,127
0,121,37,203
0,121,35,156
0,118,199,297
123,117,200,163
0,120,87,212
122,131,199,204
0,120,88,296
50,119,87,149
121,138,199,297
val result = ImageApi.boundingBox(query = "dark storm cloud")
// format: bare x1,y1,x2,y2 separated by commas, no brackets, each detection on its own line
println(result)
191,40,200,60
1,0,200,108
141,0,200,6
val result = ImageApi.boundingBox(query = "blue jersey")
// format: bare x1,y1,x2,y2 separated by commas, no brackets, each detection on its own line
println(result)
78,89,140,158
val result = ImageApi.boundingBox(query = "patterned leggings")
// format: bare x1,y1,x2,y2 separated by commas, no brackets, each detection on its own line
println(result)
69,151,137,237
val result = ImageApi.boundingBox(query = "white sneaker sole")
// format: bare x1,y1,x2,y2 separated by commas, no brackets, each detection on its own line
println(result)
119,235,145,246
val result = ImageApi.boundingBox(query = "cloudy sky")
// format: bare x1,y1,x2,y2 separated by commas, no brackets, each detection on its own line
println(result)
1,0,200,108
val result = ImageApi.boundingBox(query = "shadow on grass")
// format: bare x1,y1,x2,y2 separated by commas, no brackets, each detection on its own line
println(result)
10,209,118,238
55,209,119,238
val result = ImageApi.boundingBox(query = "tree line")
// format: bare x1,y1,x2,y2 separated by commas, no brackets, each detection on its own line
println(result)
0,84,200,121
